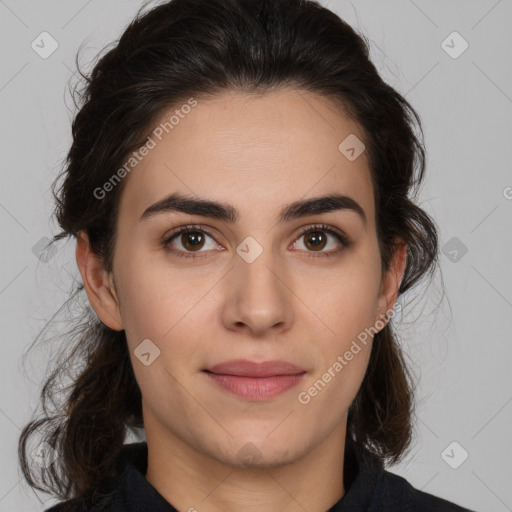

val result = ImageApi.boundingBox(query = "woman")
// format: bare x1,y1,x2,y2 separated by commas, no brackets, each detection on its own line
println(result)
19,0,476,510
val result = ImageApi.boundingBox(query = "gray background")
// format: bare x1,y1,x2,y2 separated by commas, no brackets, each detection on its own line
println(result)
1,0,511,511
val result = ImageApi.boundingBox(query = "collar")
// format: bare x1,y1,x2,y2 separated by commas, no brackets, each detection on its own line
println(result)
106,440,385,511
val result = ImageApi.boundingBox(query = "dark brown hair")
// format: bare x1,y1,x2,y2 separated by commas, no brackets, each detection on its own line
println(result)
19,0,439,505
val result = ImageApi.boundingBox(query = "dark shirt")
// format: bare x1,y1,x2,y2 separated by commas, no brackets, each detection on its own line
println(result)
44,441,476,511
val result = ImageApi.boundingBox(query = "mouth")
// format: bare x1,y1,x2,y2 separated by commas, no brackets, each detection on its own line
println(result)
204,359,306,377
202,359,306,400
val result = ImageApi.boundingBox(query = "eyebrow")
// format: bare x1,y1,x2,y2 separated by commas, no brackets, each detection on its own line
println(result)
140,192,367,226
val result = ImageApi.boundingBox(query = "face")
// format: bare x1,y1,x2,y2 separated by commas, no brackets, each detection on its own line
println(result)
78,88,405,470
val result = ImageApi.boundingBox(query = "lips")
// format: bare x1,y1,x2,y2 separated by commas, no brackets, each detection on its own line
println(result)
203,359,307,400
204,359,306,377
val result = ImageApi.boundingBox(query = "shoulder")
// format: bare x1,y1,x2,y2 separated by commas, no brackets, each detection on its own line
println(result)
374,469,476,511
43,499,88,512
42,442,147,512
43,488,116,512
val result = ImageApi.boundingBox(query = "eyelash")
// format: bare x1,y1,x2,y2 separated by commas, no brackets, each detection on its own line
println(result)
161,223,352,260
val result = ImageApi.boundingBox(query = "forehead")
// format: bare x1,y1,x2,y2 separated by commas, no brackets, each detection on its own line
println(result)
117,88,375,227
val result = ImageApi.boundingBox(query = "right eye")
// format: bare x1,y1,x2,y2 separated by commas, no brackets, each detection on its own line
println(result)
161,224,223,259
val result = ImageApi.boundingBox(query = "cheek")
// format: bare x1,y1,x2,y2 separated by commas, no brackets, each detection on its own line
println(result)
116,257,219,402
304,261,381,340
300,260,381,400
115,249,216,341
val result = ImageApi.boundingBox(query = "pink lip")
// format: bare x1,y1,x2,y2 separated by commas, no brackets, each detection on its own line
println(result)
206,359,306,377
203,359,306,400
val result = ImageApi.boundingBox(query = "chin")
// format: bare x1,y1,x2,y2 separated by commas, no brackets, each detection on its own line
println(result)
209,435,305,470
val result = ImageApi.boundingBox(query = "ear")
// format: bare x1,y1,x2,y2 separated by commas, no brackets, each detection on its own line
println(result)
75,231,124,331
375,239,407,328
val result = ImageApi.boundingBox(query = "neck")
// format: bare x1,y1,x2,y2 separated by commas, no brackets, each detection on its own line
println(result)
144,413,347,512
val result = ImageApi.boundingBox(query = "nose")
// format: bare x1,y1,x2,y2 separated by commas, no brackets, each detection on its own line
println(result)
220,243,295,337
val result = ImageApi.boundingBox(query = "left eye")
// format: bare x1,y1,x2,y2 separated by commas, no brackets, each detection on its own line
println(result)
292,225,350,255
161,223,351,259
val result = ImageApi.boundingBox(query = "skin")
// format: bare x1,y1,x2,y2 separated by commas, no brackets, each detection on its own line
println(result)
76,88,407,512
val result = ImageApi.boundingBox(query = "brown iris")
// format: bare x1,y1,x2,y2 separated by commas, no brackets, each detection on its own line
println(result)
303,230,327,251
181,231,206,251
